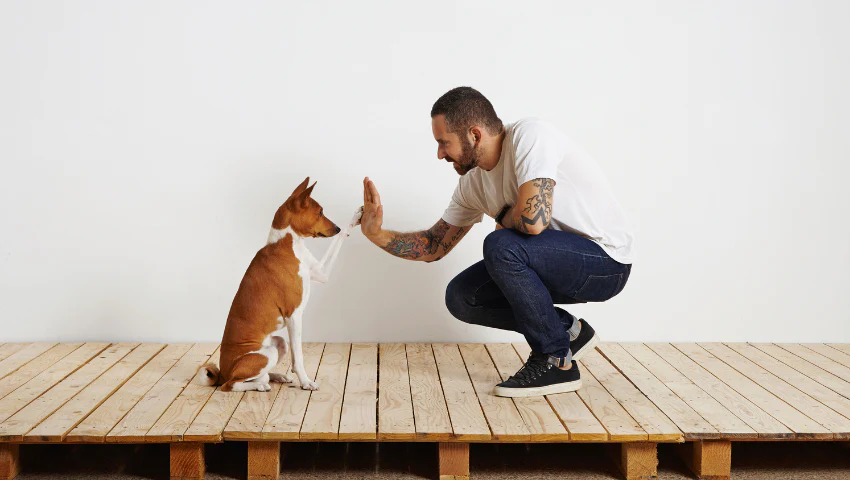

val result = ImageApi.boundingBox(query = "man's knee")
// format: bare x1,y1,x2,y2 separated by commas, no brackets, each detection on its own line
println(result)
445,276,474,323
483,229,525,267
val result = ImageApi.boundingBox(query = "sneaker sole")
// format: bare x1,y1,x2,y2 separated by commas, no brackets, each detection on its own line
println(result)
491,379,582,398
571,333,600,362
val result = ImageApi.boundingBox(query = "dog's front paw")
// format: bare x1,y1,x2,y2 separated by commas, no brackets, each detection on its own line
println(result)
350,207,364,227
269,372,294,383
300,380,319,391
257,383,272,392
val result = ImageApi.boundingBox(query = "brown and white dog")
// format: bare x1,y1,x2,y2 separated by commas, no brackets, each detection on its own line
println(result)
195,177,362,392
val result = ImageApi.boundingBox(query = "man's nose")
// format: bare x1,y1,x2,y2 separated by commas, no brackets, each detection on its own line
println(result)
437,147,445,159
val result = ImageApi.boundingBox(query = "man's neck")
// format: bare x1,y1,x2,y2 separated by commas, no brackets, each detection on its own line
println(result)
477,129,506,171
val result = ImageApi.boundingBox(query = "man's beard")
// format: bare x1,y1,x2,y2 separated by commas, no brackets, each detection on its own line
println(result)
449,137,480,175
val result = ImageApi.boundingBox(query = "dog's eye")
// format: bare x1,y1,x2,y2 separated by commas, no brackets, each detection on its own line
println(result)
319,209,324,216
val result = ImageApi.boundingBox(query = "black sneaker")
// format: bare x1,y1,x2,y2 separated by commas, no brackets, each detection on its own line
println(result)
570,318,600,362
492,352,582,397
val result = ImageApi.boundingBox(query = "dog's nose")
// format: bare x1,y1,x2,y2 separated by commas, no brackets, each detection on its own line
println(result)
333,226,341,235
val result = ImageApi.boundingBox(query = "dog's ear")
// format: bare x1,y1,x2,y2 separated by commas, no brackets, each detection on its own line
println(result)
296,181,317,209
290,177,310,198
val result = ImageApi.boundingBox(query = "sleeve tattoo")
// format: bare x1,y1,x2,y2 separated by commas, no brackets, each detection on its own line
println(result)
381,219,467,261
518,178,554,233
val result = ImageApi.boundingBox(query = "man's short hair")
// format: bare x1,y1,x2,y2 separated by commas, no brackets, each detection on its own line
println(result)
431,87,504,136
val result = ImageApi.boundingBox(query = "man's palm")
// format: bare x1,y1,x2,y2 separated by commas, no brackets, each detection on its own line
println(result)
362,177,383,238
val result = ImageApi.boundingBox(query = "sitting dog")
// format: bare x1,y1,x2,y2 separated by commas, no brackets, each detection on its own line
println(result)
196,177,362,392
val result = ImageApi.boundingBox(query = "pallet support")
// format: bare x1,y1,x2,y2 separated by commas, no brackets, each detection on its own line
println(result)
438,442,470,480
248,441,280,480
612,442,658,480
170,442,205,480
678,440,732,480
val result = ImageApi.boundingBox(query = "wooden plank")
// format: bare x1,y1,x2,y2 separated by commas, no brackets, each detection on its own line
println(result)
0,344,84,401
620,343,757,439
701,343,850,438
674,343,832,439
376,343,415,440
581,348,682,442
0,343,137,441
546,392,609,442
802,344,850,369
299,343,351,440
170,442,205,480
23,343,165,442
66,343,192,442
106,344,212,443
183,389,242,443
0,342,109,425
504,343,610,442
598,343,718,440
457,344,530,442
223,345,293,441
751,343,850,398
504,343,584,441
247,441,279,480
260,342,323,440
0,343,56,380
431,344,490,441
406,343,452,440
145,346,222,442
828,344,850,356
0,344,28,363
338,343,378,440
647,343,793,439
728,343,850,421
776,343,850,384
438,442,469,480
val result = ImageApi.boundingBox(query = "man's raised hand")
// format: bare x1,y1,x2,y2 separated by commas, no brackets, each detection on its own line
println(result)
361,177,384,239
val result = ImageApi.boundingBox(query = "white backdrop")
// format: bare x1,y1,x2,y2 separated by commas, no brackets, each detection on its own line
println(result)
1,1,848,344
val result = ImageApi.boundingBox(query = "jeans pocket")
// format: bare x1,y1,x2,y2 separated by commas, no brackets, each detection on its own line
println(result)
574,274,623,302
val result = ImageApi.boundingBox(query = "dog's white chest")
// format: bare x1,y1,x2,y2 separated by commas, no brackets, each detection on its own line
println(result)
290,236,312,305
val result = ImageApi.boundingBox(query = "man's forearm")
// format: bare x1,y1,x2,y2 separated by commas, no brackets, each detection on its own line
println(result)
366,226,448,262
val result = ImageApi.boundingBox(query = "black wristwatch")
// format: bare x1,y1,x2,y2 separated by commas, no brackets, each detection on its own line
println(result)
495,205,511,227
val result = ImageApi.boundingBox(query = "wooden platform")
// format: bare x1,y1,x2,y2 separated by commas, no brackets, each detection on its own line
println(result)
0,341,849,480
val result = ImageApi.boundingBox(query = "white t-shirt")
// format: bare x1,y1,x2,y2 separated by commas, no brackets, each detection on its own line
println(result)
441,118,634,264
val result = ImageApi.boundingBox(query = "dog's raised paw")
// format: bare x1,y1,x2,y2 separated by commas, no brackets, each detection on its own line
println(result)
300,380,319,391
351,207,363,226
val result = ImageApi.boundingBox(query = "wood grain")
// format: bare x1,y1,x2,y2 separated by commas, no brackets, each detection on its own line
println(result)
338,343,377,440
376,343,415,440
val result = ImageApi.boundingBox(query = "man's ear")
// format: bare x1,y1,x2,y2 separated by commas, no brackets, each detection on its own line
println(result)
290,177,310,198
470,126,482,145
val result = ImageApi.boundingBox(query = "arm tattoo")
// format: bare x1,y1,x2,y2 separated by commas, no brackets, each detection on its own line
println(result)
382,220,462,261
518,178,554,233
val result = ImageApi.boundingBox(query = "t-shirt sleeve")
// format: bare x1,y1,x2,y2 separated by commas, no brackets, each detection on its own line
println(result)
441,183,484,227
513,121,562,187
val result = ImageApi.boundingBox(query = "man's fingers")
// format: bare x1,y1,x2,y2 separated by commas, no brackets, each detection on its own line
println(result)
363,177,370,204
369,180,381,206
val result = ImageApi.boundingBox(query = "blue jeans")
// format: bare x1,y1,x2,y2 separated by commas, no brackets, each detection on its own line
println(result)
445,228,631,365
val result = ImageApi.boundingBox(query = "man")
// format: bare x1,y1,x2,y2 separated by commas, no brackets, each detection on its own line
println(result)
360,87,633,397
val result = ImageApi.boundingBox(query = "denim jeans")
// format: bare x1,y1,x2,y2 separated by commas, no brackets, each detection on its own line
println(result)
445,228,631,366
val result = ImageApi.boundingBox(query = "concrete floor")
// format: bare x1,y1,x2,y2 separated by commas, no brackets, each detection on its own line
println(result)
13,440,850,479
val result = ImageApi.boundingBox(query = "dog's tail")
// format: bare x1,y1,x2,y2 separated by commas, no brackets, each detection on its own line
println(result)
195,362,220,386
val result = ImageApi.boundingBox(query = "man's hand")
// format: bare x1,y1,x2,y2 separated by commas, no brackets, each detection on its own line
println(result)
361,177,384,239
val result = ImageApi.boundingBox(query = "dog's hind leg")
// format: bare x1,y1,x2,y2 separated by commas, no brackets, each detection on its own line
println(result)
224,352,274,392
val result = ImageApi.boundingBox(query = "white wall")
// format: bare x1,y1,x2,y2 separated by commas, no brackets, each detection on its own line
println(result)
1,1,849,344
